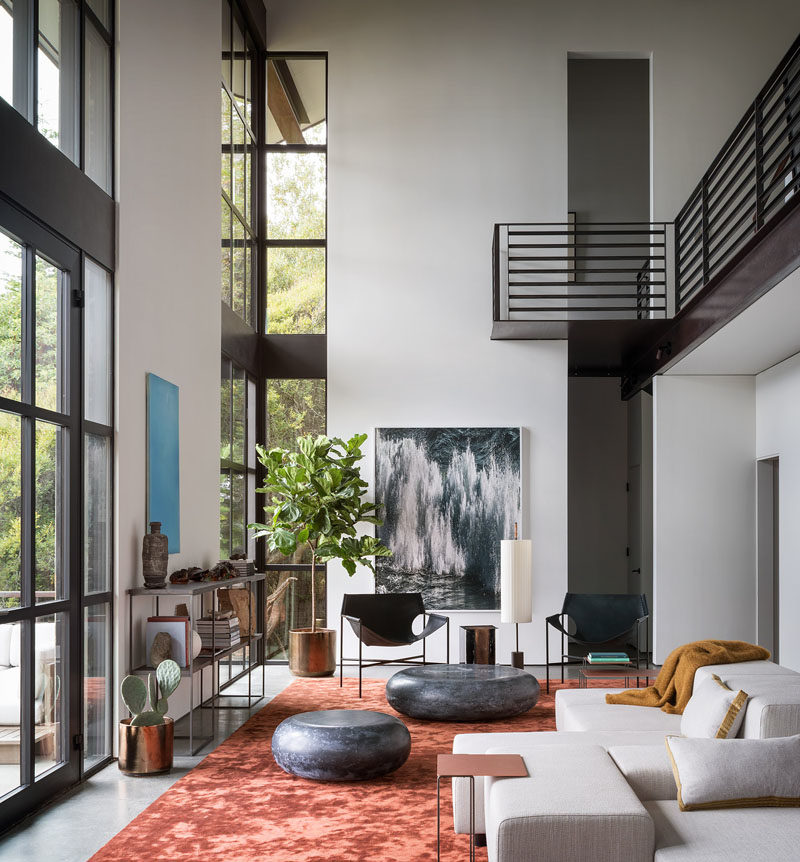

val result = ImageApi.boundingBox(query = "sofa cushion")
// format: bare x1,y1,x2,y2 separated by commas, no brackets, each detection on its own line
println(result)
452,730,676,834
0,624,13,667
683,675,800,738
693,660,799,688
556,689,682,734
679,675,748,739
647,799,800,861
608,745,677,800
739,688,800,739
484,745,654,862
9,623,20,667
665,735,800,811
0,666,21,724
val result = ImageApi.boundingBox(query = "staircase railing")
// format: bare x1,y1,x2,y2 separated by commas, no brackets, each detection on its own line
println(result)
494,221,674,321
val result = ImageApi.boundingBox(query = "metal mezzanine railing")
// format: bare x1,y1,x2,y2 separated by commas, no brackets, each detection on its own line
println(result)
493,219,675,322
493,34,800,325
675,34,800,311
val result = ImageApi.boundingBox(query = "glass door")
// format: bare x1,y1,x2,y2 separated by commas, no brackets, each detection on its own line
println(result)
0,199,109,827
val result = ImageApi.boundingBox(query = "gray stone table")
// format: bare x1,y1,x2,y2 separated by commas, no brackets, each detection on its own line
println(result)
386,664,540,721
271,709,411,781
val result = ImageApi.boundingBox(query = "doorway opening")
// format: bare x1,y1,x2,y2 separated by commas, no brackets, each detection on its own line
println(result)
756,457,779,661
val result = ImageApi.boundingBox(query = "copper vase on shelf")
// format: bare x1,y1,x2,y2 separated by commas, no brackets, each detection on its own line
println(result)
142,521,168,589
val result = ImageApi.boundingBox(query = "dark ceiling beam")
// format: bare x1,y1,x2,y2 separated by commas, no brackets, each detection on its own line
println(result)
621,190,800,399
267,59,305,144
221,301,260,374
262,334,326,379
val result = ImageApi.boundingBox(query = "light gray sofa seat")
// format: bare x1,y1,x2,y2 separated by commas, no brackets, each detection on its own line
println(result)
556,688,683,733
607,745,677,800
646,800,800,861
484,745,654,862
452,729,674,834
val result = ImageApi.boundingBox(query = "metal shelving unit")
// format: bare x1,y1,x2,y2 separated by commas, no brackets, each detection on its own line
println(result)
127,573,266,755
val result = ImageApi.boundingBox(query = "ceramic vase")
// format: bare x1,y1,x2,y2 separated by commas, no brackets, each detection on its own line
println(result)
142,521,168,589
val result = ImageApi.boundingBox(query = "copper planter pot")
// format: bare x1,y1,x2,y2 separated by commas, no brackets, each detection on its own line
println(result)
118,717,174,776
289,628,337,677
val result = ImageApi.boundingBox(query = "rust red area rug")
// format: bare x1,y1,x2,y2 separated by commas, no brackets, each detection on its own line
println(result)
90,677,595,862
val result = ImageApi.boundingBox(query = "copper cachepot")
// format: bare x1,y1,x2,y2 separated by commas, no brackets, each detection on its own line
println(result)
118,717,174,776
289,628,337,677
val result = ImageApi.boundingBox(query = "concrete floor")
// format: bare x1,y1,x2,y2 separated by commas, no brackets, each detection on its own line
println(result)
0,662,578,862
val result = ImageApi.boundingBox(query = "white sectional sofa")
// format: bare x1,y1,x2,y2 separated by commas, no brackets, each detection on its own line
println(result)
452,659,800,861
0,622,57,725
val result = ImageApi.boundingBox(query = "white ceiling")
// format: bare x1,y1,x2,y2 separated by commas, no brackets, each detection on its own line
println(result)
667,265,800,376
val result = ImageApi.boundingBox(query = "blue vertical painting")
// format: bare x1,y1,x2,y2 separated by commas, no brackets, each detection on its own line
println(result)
146,373,180,554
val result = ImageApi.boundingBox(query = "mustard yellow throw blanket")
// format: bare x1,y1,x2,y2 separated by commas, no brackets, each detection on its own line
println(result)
605,640,770,714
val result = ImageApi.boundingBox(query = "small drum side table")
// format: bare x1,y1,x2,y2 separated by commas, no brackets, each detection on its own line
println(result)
459,624,496,664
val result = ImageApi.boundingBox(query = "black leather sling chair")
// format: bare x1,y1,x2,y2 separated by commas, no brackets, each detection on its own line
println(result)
340,593,450,697
545,592,649,692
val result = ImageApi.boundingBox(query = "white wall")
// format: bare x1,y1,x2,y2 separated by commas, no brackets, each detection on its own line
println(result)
568,378,628,594
265,0,799,664
264,0,800,665
756,353,800,671
266,0,800,222
652,376,756,663
116,0,222,720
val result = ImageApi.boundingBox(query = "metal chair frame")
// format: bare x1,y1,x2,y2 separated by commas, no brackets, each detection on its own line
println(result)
339,610,450,698
545,598,650,693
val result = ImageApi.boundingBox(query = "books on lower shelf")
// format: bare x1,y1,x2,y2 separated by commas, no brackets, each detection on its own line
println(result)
587,652,630,664
196,615,241,650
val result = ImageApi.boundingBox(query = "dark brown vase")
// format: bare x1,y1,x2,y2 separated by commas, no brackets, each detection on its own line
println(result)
142,521,168,589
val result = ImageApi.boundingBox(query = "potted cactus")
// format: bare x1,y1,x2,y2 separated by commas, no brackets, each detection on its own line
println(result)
118,659,181,775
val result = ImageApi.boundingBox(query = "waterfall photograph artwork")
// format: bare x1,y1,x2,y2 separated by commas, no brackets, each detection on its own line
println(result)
374,427,522,610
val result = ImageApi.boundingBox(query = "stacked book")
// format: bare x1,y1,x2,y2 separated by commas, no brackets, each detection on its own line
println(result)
196,614,241,651
587,652,630,664
228,558,255,578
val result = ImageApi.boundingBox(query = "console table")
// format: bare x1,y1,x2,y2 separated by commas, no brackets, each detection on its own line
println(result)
127,573,265,754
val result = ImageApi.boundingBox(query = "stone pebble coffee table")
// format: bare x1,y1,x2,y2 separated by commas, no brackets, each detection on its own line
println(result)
271,709,411,781
385,664,540,721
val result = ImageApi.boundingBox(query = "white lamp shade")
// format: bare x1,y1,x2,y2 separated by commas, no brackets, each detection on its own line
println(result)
500,539,532,623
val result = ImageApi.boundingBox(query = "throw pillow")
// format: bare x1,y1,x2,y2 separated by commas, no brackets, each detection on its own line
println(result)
665,735,800,811
680,674,748,738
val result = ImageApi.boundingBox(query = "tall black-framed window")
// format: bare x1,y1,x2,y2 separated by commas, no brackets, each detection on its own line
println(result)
219,0,262,563
265,53,326,336
0,196,113,828
0,0,114,194
261,53,328,660
219,356,256,560
221,0,257,327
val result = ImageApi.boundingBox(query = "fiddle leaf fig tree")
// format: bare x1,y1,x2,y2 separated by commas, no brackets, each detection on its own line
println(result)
249,433,392,633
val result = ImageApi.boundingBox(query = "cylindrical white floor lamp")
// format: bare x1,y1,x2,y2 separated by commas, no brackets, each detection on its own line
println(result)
500,524,532,669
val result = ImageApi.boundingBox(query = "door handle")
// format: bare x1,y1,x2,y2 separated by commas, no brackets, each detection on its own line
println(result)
631,568,641,574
